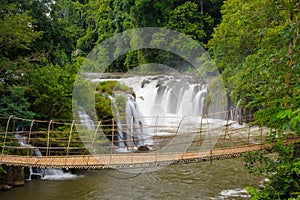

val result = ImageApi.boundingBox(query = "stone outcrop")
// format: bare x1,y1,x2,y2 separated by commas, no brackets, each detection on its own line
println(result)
0,165,26,191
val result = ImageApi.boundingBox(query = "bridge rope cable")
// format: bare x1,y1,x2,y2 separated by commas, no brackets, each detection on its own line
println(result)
1,110,295,169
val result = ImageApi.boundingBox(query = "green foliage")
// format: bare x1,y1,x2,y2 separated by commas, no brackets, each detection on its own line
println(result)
277,108,300,134
0,165,6,174
254,107,286,129
244,140,300,199
25,64,77,120
209,0,300,109
75,0,223,71
0,0,42,84
166,1,213,45
0,86,35,119
95,81,134,121
210,1,300,198
97,81,119,94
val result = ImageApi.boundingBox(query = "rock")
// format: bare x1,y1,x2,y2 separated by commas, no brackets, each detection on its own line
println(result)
13,167,24,182
155,79,164,88
151,75,165,80
1,184,12,190
137,145,150,152
30,174,43,180
13,180,25,186
141,79,150,88
0,165,26,189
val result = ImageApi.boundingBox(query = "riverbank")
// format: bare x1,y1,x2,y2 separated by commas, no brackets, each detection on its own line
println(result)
0,165,26,191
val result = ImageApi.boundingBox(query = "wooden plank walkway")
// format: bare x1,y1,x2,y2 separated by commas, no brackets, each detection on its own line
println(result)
0,144,262,169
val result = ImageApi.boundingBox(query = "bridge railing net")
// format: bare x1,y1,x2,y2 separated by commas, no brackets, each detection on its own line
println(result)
0,111,269,158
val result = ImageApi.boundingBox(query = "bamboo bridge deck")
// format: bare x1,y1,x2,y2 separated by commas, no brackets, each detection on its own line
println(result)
1,112,298,169
0,145,263,169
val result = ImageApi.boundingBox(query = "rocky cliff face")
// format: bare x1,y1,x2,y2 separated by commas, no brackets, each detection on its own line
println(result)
0,165,25,191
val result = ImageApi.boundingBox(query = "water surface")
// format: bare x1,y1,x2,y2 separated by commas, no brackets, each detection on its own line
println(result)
0,158,262,200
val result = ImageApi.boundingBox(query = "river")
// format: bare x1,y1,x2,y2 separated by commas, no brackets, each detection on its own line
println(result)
0,158,262,200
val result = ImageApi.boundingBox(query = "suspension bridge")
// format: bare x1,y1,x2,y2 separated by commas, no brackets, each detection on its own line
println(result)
0,112,297,170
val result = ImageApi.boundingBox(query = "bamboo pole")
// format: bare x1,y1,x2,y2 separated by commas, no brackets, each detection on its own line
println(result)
248,126,250,145
91,121,101,153
1,115,13,155
175,116,187,135
46,120,53,156
260,126,263,150
28,120,35,146
66,120,75,156
130,116,134,148
110,118,114,164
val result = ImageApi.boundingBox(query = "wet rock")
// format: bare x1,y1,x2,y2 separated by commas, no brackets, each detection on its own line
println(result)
13,180,25,186
141,79,150,88
0,165,26,190
151,75,165,80
30,174,43,180
156,79,164,88
1,184,12,190
137,145,150,152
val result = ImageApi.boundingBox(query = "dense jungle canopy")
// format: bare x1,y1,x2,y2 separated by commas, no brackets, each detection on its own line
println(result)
0,0,299,124
0,0,223,120
0,0,300,198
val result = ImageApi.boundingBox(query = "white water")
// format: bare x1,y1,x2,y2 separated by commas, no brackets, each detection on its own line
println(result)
15,134,80,180
116,76,208,136
78,75,231,154
78,111,95,130
42,169,82,180
119,76,207,117
214,188,250,199
110,93,149,148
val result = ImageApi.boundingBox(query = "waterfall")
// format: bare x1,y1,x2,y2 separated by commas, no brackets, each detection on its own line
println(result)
110,93,150,150
83,75,209,152
78,111,95,130
14,134,79,180
14,134,45,179
119,75,207,117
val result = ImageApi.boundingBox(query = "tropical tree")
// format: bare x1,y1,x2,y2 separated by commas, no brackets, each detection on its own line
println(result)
0,86,35,119
24,63,77,120
209,0,300,198
0,0,42,85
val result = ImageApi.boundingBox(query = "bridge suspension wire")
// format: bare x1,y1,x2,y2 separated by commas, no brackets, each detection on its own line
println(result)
1,111,296,169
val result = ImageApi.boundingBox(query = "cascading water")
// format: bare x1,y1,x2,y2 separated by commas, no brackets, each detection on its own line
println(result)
82,74,225,156
78,111,95,130
119,76,207,117
118,75,208,136
14,134,79,180
110,93,149,150
90,75,208,152
15,134,45,179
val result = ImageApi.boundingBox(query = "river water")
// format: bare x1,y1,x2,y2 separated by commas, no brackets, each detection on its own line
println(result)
0,158,262,200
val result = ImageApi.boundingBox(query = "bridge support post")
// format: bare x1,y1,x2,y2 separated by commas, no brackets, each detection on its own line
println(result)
130,116,134,149
66,120,75,156
46,120,53,156
248,126,250,145
110,118,114,164
91,121,101,153
1,115,13,155
28,120,35,146
260,127,263,150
